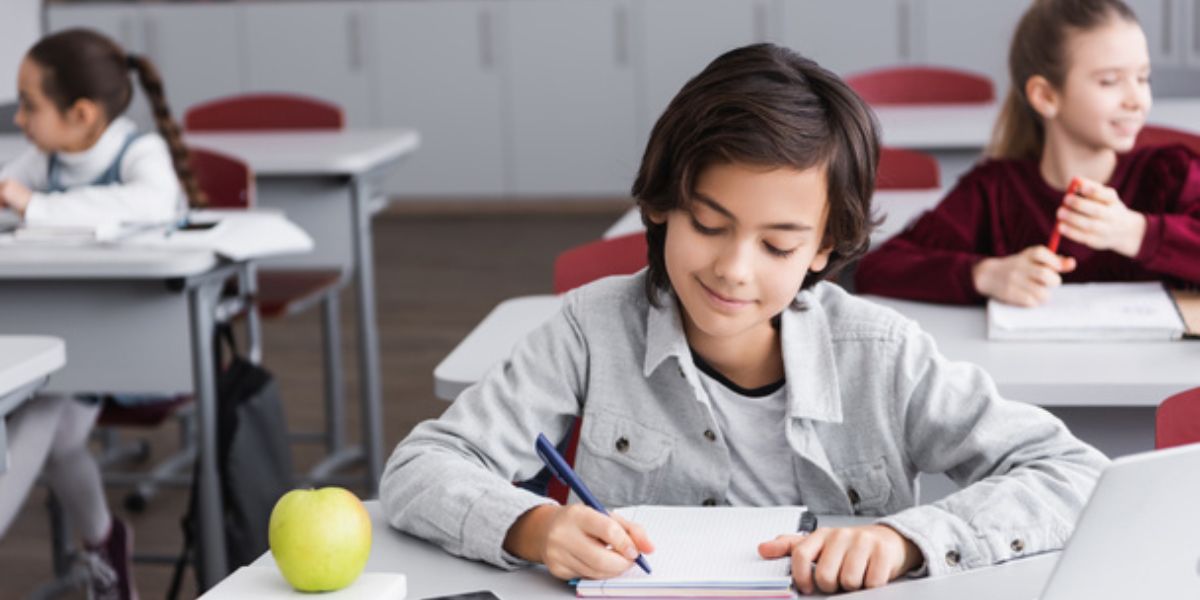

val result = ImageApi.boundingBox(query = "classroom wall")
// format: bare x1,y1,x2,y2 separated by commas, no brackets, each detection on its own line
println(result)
0,0,42,104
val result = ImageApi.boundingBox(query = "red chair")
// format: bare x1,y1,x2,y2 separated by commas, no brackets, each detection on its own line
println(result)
847,66,995,105
185,96,352,482
540,232,650,502
877,147,940,190
1134,124,1200,156
1156,387,1200,449
185,93,343,131
553,232,649,294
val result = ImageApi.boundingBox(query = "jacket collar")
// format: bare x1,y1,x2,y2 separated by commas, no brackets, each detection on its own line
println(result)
642,286,843,423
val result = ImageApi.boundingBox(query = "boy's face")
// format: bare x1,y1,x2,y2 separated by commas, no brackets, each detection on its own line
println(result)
1054,18,1151,152
657,162,832,352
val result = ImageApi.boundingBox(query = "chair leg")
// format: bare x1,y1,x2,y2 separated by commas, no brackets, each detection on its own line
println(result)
320,293,345,455
305,292,364,484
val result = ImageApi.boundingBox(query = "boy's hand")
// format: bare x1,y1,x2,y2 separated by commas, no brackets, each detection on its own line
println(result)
758,524,923,595
0,179,32,215
503,504,655,580
1056,177,1146,257
972,245,1077,306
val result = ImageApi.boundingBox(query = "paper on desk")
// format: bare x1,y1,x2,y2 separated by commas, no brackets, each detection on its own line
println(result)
987,282,1186,341
124,210,314,261
576,505,803,597
199,566,406,599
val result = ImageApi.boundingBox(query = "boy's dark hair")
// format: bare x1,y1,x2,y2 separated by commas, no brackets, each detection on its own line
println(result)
632,43,880,305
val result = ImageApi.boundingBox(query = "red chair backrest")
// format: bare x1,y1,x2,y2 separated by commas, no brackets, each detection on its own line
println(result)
847,66,994,105
877,147,940,190
184,93,344,131
1156,387,1200,449
546,231,647,502
553,232,649,294
189,147,254,209
1134,124,1200,156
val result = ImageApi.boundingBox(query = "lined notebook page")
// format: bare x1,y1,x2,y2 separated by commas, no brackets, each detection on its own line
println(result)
580,505,804,590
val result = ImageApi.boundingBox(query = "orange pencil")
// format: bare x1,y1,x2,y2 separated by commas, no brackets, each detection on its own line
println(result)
1049,177,1082,254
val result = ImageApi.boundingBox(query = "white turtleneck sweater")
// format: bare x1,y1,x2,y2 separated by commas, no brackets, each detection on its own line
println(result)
0,116,184,225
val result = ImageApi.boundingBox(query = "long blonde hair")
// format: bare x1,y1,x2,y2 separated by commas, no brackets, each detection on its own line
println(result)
988,0,1139,160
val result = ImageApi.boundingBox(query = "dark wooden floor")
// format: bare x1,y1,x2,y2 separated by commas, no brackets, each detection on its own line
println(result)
0,202,628,599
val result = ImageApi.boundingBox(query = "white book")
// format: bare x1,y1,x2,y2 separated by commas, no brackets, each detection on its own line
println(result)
576,505,807,598
199,566,406,599
12,218,122,243
987,282,1187,341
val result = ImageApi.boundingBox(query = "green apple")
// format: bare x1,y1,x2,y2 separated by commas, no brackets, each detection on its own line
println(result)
269,487,372,592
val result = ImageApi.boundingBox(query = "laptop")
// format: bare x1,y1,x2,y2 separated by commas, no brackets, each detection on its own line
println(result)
842,442,1200,599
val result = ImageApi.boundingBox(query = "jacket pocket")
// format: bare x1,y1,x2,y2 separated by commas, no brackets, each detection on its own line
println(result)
577,410,674,506
837,457,892,515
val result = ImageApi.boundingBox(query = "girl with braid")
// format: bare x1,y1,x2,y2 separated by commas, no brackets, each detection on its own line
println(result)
0,27,204,224
0,28,207,600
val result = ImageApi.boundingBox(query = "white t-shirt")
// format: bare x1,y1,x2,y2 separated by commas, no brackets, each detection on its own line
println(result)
0,116,184,225
693,352,802,507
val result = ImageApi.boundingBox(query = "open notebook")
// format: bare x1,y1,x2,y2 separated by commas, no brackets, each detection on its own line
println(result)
575,505,807,598
987,282,1199,341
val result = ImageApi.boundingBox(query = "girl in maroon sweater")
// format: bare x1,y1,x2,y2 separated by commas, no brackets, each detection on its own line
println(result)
856,0,1200,306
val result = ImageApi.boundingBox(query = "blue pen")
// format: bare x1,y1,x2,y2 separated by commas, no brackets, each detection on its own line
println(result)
535,432,652,574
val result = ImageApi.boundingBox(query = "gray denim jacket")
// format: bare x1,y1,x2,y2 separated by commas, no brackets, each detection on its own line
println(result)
381,271,1108,577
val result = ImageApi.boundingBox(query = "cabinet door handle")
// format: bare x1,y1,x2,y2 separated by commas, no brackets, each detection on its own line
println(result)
119,16,137,52
347,10,364,71
143,14,159,58
1164,0,1174,56
753,1,768,42
614,3,629,68
478,8,495,70
1194,0,1200,54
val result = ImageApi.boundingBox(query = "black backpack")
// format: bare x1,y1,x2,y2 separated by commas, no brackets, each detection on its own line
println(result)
168,324,294,598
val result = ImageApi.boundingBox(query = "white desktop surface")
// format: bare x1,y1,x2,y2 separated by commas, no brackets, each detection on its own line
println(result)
0,244,218,279
0,131,420,178
867,296,1200,407
248,501,1055,600
873,97,1200,150
434,293,1199,407
184,129,420,176
0,335,65,399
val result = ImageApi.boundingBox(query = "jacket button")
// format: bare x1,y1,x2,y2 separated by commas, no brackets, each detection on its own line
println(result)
702,498,717,506
847,487,861,505
704,429,717,442
944,550,960,567
1010,539,1024,553
615,437,630,453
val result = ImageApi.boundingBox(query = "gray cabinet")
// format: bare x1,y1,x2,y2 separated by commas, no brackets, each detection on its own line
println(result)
920,0,1026,93
636,0,777,143
506,0,639,195
141,5,244,116
242,2,376,126
780,0,917,77
373,1,508,196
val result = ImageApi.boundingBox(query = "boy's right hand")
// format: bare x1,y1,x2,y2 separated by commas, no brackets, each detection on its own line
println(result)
503,504,655,580
972,245,1077,307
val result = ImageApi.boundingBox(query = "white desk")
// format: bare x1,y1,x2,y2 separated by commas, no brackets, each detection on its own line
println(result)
0,220,309,591
0,129,419,496
182,129,420,496
436,294,1200,405
0,335,66,474
246,501,1056,600
873,97,1200,150
603,189,944,245
433,293,1193,461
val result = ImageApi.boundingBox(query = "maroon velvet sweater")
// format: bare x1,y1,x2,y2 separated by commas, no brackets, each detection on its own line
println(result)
855,145,1200,304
